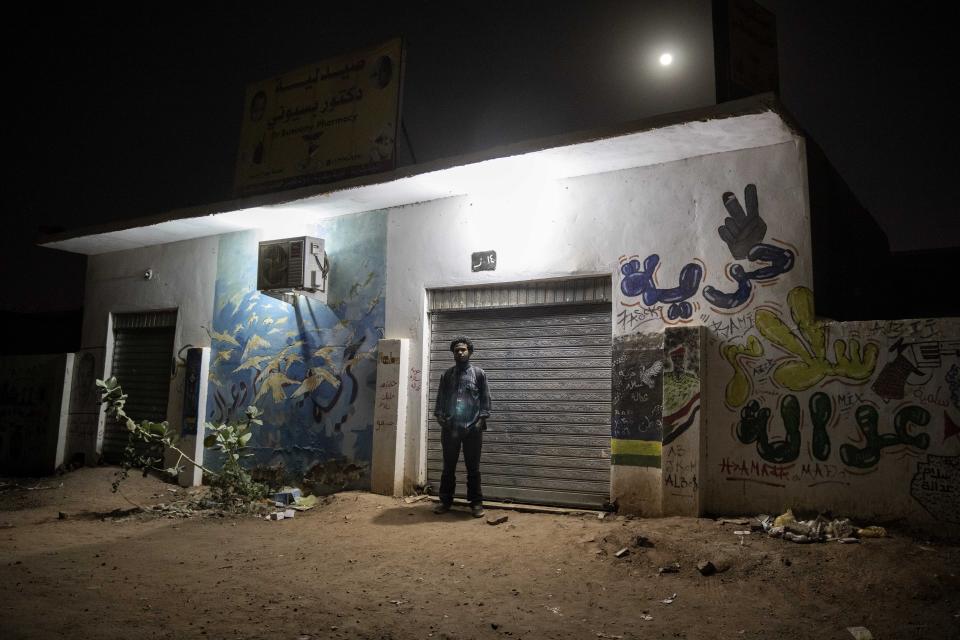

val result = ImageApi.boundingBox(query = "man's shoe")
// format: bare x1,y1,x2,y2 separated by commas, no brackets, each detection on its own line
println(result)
433,502,451,514
470,504,485,518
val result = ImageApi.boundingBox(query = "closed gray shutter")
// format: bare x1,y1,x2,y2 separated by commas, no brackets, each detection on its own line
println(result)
102,311,177,462
427,290,612,509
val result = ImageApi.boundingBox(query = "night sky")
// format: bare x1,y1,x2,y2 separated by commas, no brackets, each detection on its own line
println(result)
7,1,957,314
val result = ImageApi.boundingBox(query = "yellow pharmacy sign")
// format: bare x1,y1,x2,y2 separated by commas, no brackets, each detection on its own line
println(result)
235,38,403,196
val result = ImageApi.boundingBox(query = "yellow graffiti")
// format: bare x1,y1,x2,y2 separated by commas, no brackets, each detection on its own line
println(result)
755,286,878,391
722,335,764,408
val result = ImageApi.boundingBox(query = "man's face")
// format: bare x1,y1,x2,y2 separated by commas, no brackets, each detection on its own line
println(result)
453,342,471,364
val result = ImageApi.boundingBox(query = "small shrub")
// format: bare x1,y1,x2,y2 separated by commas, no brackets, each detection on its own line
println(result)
97,377,266,507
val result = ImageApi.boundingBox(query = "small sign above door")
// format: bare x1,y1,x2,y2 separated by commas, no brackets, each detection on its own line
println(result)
471,250,497,272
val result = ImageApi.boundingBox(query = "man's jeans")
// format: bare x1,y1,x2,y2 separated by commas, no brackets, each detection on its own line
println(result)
439,427,483,506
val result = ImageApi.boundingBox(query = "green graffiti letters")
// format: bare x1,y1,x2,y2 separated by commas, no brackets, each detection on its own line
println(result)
839,405,931,469
809,392,833,461
737,395,802,464
737,392,833,464
755,287,878,391
722,335,764,408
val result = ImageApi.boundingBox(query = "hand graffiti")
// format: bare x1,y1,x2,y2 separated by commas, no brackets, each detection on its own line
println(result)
718,184,767,260
620,254,703,320
703,243,795,309
721,335,764,408
755,286,879,391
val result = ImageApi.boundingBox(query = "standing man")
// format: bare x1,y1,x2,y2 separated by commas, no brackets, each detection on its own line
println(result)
433,336,492,517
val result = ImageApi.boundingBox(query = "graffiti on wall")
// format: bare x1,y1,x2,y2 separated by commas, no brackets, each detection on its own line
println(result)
711,278,960,520
910,454,960,523
205,212,385,490
618,184,796,331
610,333,663,467
662,330,701,447
661,327,702,499
0,355,67,475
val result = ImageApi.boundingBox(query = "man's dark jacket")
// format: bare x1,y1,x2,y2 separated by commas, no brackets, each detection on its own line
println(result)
433,363,492,432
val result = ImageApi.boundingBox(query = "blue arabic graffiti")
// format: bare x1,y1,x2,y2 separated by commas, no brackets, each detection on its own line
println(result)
702,243,795,309
620,255,703,320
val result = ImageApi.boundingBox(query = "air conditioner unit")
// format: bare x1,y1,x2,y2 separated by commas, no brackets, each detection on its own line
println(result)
257,236,329,304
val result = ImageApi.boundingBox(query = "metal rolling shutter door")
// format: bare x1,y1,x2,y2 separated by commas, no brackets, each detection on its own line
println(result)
428,303,612,509
102,311,176,462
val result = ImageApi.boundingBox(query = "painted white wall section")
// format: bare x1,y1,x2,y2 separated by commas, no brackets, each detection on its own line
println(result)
174,347,210,488
371,338,409,496
82,236,219,451
385,140,811,503
55,353,75,470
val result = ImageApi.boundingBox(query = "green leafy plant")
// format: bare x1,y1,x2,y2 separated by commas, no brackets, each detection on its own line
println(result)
97,377,215,494
97,377,266,507
203,406,268,504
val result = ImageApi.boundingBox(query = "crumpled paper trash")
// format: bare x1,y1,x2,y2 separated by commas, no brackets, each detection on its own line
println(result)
758,511,866,543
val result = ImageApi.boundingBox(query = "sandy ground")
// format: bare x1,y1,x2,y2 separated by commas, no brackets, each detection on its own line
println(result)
1,467,958,640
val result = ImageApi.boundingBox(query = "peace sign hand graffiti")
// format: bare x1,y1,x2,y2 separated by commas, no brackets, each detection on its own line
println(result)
718,183,767,260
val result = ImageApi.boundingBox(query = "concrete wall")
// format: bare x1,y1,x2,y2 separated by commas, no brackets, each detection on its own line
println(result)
704,306,960,532
204,212,385,491
0,354,73,475
385,139,811,503
82,237,219,454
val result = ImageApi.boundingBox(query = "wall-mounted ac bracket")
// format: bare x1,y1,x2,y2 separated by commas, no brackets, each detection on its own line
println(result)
257,236,329,305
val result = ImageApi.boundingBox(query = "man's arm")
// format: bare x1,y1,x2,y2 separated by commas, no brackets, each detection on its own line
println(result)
434,369,448,426
477,367,491,428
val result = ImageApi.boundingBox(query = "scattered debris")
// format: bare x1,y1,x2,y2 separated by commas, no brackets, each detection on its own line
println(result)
403,494,430,504
757,511,873,543
273,487,302,507
596,633,623,639
0,482,62,492
717,517,749,525
632,534,654,548
847,626,873,640
290,495,320,511
578,535,596,544
774,509,796,527
784,532,813,544
838,537,860,544
696,561,716,576
487,515,509,526
658,562,680,575
661,593,678,605
598,512,608,520
734,530,751,545
545,606,561,615
614,547,630,558
639,614,653,621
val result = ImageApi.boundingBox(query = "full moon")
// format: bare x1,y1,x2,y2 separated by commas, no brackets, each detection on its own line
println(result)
659,52,673,66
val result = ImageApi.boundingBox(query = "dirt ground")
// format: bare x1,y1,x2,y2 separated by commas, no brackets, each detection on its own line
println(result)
1,468,958,640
